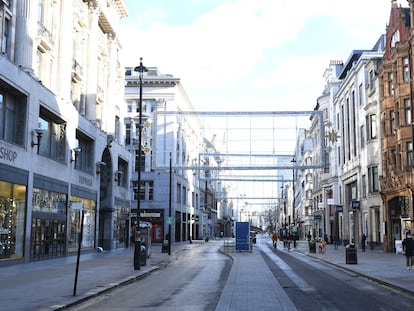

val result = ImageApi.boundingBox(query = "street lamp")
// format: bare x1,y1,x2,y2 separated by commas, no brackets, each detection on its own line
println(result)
133,57,147,270
291,156,297,248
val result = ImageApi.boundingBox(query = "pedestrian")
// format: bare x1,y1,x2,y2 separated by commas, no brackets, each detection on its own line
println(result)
361,234,366,252
272,232,278,249
402,233,414,269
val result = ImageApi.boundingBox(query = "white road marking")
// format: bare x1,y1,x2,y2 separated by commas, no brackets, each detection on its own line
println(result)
260,242,317,293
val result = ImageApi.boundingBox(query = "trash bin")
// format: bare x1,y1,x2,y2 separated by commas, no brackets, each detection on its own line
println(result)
345,244,357,264
309,240,316,253
140,244,147,266
162,239,169,253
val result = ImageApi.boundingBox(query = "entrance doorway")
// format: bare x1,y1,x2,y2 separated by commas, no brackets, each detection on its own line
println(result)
31,217,65,261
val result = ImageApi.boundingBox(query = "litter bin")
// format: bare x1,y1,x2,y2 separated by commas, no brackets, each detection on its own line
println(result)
309,240,316,253
162,239,169,253
345,244,357,264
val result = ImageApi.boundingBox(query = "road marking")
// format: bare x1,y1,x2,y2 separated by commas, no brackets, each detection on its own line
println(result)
261,243,317,293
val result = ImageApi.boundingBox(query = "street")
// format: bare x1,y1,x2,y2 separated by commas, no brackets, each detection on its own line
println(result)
259,238,414,310
66,242,231,310
65,235,414,310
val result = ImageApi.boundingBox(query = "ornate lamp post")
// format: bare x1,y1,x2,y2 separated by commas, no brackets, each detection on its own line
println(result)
133,58,147,270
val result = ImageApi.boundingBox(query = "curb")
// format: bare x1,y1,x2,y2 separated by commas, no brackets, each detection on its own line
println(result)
298,250,414,297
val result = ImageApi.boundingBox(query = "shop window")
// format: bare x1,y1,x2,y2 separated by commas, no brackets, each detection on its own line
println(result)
32,188,66,213
68,197,96,252
0,181,26,260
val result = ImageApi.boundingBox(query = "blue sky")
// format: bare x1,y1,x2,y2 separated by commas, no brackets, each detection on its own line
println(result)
119,0,398,112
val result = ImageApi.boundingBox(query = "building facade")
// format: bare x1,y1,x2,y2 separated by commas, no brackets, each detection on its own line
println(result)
124,66,228,243
379,0,414,252
0,0,131,264
309,37,384,248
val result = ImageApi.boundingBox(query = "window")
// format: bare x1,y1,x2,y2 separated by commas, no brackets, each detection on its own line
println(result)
125,123,131,145
71,79,85,115
403,57,410,82
134,180,154,200
324,150,329,173
306,173,312,184
360,125,365,148
182,187,187,205
127,100,136,113
0,82,26,145
362,174,367,198
388,73,394,96
147,181,154,200
391,148,397,168
117,158,128,188
391,30,400,47
368,166,379,192
176,183,181,204
75,130,94,173
38,106,66,162
366,114,377,140
405,99,412,126
134,150,145,172
390,111,396,135
369,70,375,91
407,141,413,167
358,83,364,106
132,180,146,201
0,2,11,56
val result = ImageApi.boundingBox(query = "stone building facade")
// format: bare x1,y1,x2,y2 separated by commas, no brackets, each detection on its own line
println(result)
0,0,131,264
379,0,414,252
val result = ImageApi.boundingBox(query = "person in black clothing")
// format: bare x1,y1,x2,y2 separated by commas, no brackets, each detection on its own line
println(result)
402,233,414,269
361,234,366,252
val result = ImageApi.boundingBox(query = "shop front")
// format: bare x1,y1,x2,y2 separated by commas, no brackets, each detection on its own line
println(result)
0,163,28,263
68,186,97,253
0,180,26,261
30,184,67,261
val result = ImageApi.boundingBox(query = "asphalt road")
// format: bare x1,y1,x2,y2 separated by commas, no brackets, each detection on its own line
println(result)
260,240,414,310
66,242,231,310
65,236,414,310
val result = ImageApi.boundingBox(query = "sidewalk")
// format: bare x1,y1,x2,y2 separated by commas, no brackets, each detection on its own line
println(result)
0,242,200,311
291,240,414,295
0,238,413,311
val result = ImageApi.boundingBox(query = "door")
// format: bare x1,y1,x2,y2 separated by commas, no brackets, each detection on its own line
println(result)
31,218,65,261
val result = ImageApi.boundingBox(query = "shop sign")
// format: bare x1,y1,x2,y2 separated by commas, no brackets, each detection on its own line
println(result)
336,205,343,212
0,145,17,162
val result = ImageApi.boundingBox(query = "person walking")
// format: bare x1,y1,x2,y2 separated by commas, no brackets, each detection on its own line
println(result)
271,232,278,249
402,233,414,269
361,233,366,252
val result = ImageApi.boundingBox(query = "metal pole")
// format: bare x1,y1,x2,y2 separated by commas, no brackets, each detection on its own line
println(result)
134,58,146,270
73,209,84,296
291,157,296,248
168,152,172,255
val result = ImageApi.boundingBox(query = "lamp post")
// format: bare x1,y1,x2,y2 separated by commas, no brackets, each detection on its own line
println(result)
291,157,297,248
133,57,147,270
